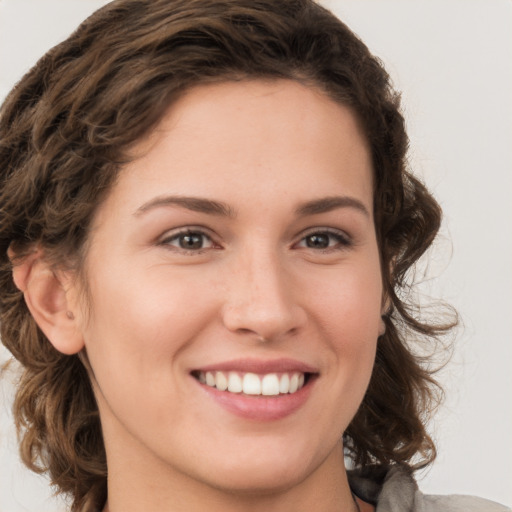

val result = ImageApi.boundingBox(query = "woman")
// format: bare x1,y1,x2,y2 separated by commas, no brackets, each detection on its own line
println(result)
0,1,508,511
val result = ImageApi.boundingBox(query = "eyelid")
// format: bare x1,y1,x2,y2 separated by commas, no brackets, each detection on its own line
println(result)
155,225,353,255
157,226,221,253
293,227,353,250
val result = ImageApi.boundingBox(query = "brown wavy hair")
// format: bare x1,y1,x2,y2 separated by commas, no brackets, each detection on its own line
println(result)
0,0,455,510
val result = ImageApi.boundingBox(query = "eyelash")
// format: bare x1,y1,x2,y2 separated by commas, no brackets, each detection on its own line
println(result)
294,228,352,252
159,228,218,255
158,227,352,255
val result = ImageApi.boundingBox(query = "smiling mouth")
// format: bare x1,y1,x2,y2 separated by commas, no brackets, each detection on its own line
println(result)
192,370,312,396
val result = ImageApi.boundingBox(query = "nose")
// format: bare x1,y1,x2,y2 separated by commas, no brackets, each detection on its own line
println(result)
221,248,306,342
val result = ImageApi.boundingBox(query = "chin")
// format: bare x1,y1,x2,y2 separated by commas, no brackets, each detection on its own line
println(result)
190,440,330,497
205,464,308,496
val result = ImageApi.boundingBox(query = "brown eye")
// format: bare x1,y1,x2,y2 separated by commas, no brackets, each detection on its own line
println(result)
161,230,215,252
297,229,351,251
305,233,330,249
178,232,205,249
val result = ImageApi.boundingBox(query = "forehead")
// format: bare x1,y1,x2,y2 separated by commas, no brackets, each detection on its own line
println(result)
103,79,374,219
138,79,370,156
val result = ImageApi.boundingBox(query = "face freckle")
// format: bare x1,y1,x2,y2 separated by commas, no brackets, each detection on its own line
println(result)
75,79,384,497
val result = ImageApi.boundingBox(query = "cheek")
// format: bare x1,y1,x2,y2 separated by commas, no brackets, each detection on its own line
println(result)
78,267,224,439
307,261,383,339
80,264,219,390
305,258,382,393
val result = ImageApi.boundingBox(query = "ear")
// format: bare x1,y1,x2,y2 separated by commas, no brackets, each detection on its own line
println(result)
378,317,386,337
379,256,396,337
8,246,85,355
379,293,392,337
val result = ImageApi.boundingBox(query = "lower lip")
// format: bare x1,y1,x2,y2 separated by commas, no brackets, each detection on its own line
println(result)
196,377,316,421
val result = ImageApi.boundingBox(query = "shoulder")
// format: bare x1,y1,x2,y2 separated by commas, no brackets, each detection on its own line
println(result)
419,493,511,512
348,465,510,512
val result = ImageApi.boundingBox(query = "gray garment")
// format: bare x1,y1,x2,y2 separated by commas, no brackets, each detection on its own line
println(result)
348,465,510,512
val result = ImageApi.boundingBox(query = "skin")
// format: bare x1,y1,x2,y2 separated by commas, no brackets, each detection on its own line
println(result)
19,80,384,511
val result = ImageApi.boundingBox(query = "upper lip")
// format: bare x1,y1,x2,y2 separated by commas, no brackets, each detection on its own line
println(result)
192,358,319,374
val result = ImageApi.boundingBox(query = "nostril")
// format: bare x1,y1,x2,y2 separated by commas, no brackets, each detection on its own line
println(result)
221,287,307,341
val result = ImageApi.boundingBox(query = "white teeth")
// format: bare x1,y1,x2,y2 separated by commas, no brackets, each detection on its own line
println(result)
279,373,290,393
215,371,228,391
205,371,215,387
197,370,307,396
289,373,299,393
243,373,261,395
261,374,280,396
227,372,243,393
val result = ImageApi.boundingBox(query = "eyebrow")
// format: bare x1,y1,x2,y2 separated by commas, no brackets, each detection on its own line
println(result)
135,195,236,218
134,194,369,219
295,196,370,217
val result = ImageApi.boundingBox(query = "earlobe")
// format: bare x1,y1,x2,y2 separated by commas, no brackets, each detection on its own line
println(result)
379,294,392,337
9,247,85,355
379,315,386,337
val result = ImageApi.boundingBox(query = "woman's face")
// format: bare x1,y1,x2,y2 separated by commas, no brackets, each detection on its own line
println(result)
72,80,384,494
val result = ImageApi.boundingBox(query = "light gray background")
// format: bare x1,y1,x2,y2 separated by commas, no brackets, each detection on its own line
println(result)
1,1,511,511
